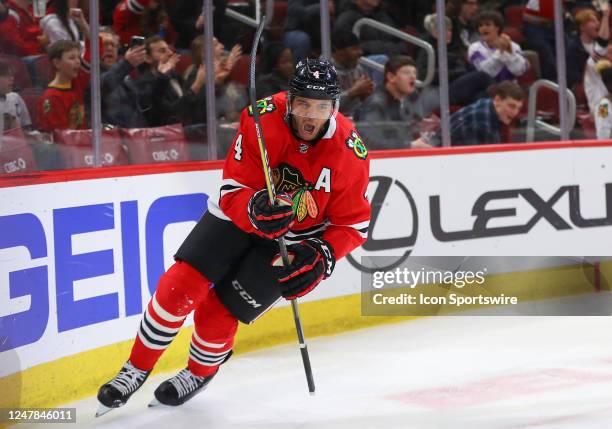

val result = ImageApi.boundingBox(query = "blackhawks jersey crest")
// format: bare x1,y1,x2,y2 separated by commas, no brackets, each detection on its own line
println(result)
248,97,277,116
272,163,319,222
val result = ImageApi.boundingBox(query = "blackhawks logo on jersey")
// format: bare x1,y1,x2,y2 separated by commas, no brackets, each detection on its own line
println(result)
248,97,277,116
345,130,368,160
272,163,319,222
599,101,609,118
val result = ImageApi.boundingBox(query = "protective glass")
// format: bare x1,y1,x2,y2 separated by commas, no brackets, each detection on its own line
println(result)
289,97,339,119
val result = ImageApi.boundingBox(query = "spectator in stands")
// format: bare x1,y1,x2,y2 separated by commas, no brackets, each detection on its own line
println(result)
38,39,90,132
330,31,375,117
380,0,432,31
355,55,438,144
522,0,561,81
0,61,31,132
595,67,612,139
0,1,43,55
256,42,294,99
97,27,149,128
566,5,610,89
468,10,529,82
447,0,480,55
418,13,494,106
284,0,334,62
132,35,186,127
182,35,246,125
424,81,525,147
112,0,177,47
585,47,612,115
170,0,229,51
40,0,89,47
3,0,45,55
335,0,407,57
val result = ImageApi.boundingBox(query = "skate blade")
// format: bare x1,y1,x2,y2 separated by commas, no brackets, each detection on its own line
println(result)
148,398,175,408
95,403,114,417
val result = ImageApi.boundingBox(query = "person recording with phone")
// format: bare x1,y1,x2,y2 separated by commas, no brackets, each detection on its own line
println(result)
94,28,149,128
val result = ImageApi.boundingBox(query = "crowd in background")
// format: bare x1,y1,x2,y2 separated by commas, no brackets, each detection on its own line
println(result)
1,0,612,172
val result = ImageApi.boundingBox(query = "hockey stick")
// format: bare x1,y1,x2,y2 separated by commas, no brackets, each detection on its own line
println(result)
248,16,316,395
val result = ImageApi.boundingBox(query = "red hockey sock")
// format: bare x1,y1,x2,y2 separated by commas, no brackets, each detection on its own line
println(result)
187,288,238,377
129,261,212,371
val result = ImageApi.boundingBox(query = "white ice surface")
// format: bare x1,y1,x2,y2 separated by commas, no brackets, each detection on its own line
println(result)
16,313,612,429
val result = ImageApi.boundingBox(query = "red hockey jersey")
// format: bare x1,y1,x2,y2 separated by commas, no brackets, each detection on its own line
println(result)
208,91,371,260
38,45,91,133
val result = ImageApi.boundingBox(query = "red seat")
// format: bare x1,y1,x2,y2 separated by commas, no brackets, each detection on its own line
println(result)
121,124,190,164
266,1,288,41
229,54,258,86
0,55,32,90
535,86,562,124
504,6,525,28
53,128,129,168
577,112,596,139
503,26,524,44
1,127,37,174
176,54,193,78
19,89,41,130
32,55,54,89
573,82,588,111
518,50,540,89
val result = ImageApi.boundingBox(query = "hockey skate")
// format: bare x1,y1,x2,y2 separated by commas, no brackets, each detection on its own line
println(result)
148,368,218,407
96,360,151,417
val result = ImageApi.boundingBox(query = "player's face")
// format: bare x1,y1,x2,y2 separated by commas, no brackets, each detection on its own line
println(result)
290,96,334,141
0,73,14,95
56,48,81,79
493,96,523,125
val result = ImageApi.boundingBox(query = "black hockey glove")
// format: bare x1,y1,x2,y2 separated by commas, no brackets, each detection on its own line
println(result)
272,238,336,300
248,189,295,239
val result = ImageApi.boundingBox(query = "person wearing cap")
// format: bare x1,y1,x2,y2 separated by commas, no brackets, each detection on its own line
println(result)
330,30,375,117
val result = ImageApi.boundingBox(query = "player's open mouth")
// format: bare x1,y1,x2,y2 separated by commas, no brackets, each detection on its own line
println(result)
303,124,316,134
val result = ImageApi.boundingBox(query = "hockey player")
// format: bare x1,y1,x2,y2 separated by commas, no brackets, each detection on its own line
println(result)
96,58,371,414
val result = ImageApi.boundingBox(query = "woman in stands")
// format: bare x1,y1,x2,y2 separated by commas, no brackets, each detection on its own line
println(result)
40,0,89,47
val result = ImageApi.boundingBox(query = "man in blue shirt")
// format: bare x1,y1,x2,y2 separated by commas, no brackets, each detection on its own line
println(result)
425,81,524,147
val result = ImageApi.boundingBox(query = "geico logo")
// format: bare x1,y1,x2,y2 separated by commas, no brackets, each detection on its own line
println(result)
431,183,612,241
0,192,208,352
3,157,27,173
306,85,325,90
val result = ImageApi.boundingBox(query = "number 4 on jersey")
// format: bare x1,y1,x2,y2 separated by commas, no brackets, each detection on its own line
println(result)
234,134,243,161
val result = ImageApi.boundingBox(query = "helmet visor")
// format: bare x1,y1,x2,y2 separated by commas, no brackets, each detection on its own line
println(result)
289,96,339,119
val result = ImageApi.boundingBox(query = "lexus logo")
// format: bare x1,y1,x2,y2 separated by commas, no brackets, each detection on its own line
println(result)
347,176,418,273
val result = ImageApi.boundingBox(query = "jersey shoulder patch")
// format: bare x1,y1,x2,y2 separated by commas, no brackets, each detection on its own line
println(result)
598,99,610,118
344,129,368,160
248,96,277,116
